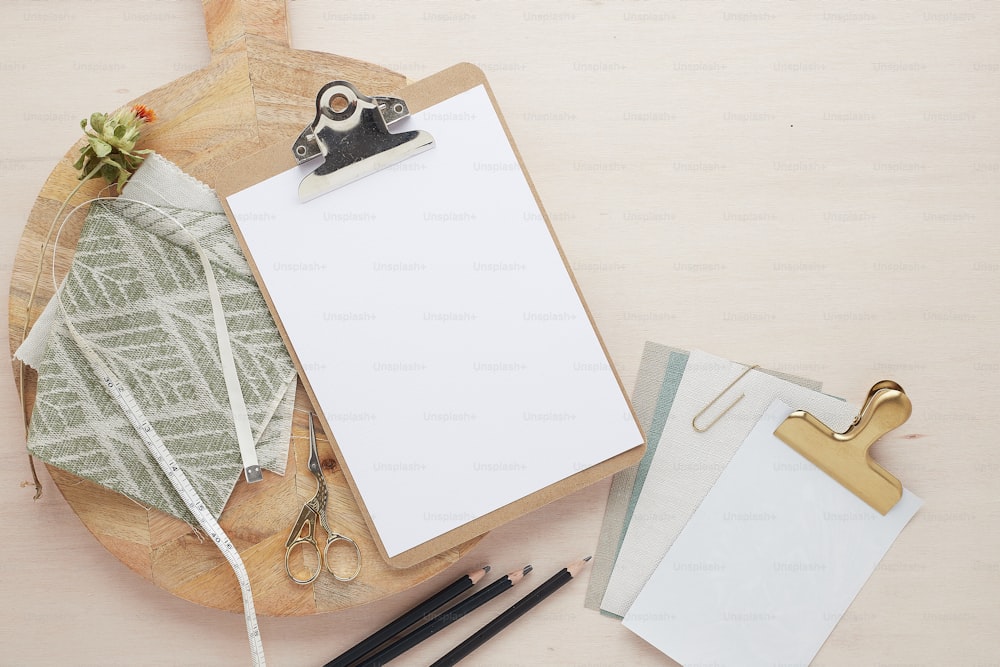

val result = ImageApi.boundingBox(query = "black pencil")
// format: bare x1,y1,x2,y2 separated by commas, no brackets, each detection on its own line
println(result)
429,557,592,667
323,566,490,667
357,565,532,667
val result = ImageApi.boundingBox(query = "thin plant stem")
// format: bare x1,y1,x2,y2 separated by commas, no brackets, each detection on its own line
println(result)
17,161,105,499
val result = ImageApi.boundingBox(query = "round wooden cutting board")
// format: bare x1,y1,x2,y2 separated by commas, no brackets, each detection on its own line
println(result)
7,0,479,616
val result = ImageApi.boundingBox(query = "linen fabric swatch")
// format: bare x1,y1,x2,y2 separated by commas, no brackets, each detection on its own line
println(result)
17,153,297,522
601,350,852,618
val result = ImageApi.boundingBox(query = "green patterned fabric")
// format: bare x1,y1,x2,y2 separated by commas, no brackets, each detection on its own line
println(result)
18,154,296,523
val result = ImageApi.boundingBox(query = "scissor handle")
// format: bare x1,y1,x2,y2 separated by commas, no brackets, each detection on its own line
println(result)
323,533,362,582
285,535,323,585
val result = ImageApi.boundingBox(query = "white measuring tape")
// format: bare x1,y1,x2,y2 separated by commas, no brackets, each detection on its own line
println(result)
52,197,267,666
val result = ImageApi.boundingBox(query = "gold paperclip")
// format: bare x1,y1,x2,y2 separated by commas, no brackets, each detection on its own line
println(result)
691,365,759,433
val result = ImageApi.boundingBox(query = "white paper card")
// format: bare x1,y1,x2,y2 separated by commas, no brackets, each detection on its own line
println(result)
602,350,861,617
623,400,922,667
226,85,643,557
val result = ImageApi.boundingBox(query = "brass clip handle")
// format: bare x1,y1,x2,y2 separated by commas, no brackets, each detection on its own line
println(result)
775,381,912,514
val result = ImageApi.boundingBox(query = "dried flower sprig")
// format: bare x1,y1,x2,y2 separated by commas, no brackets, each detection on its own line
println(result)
75,103,157,190
19,103,156,498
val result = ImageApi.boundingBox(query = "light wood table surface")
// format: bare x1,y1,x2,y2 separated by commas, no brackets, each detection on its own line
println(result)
1,2,997,666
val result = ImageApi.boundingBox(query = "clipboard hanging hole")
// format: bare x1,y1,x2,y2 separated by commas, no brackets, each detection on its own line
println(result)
329,93,350,113
392,103,404,114
320,85,358,121
295,145,308,157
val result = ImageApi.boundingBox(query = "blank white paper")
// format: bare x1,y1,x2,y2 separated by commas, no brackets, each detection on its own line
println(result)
226,85,643,557
622,400,922,667
602,350,861,618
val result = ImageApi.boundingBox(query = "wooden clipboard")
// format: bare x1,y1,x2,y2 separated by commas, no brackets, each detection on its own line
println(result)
216,63,646,568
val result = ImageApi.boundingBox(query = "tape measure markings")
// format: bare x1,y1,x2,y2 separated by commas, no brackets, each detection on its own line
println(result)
91,352,266,666
51,197,268,666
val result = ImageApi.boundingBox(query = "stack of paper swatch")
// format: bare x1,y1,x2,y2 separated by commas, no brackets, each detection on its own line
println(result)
586,343,922,666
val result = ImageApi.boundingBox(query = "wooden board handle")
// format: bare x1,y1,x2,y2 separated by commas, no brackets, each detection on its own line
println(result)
202,0,291,60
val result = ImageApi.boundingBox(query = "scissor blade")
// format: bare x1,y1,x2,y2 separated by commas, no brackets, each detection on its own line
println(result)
308,413,322,474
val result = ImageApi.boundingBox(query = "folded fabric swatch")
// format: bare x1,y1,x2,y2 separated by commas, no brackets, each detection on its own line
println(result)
17,153,297,523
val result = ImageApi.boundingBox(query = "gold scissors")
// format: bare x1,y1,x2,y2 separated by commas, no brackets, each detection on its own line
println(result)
284,413,362,584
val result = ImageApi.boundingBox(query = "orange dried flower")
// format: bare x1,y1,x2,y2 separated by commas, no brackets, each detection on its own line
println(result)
131,104,157,123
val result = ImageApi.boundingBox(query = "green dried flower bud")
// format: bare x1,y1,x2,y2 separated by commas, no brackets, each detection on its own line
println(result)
76,104,156,189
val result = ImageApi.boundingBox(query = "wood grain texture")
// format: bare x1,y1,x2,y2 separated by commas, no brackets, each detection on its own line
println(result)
6,0,478,616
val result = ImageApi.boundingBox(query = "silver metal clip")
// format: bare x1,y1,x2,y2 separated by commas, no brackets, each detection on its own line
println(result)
292,81,434,202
